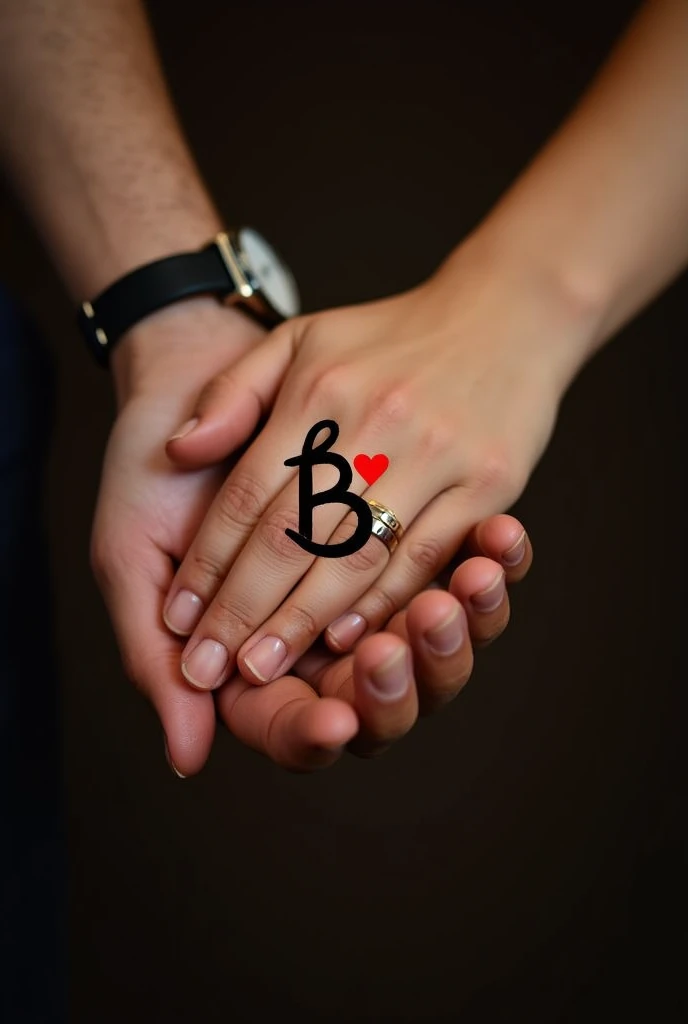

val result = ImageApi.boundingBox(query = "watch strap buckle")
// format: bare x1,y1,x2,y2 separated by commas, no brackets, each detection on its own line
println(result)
79,300,110,366
214,231,254,300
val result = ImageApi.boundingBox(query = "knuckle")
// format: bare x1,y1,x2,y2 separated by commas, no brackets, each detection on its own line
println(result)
258,506,307,563
361,583,398,627
468,445,518,498
188,548,227,590
405,535,446,579
416,419,455,460
301,362,355,410
338,533,386,576
216,472,268,530
207,589,255,637
284,603,321,644
362,383,413,433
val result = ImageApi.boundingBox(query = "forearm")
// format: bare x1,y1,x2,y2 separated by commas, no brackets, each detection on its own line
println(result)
0,0,222,302
460,0,688,387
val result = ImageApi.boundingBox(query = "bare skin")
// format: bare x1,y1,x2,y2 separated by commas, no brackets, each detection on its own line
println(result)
0,0,532,775
163,0,688,703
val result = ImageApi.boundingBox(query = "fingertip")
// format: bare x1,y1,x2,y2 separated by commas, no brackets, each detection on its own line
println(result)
347,636,418,756
280,698,358,771
158,690,216,778
164,734,188,778
449,557,511,649
472,513,525,556
405,588,461,635
165,423,229,468
475,517,532,577
306,696,359,749
449,555,505,602
351,632,406,679
167,417,199,444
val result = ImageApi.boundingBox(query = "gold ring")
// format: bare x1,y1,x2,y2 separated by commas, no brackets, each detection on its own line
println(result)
367,499,404,554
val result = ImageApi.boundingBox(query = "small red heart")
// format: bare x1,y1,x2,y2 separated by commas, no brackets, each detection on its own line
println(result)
353,453,389,485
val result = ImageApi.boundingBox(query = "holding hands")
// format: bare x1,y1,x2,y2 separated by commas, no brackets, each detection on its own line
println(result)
83,0,688,778
163,236,576,695
2,0,686,777
90,266,538,776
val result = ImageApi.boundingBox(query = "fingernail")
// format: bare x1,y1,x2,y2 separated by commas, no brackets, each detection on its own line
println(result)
163,735,186,779
243,635,288,683
164,589,204,635
424,605,464,656
502,531,526,566
182,638,229,689
471,572,506,613
326,612,367,650
368,647,410,701
168,417,199,442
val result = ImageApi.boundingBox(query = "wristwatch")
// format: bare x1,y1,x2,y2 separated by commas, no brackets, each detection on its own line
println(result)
77,227,300,366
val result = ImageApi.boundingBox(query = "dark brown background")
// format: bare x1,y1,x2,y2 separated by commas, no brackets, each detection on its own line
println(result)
0,1,685,1020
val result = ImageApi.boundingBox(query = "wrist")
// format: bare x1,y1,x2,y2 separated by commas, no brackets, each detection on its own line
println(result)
435,221,609,395
110,297,267,410
66,191,225,303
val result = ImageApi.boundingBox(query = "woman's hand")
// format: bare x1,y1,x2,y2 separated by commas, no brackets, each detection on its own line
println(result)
164,235,591,692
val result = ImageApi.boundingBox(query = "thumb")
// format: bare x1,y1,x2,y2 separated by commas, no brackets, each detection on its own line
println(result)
165,319,299,468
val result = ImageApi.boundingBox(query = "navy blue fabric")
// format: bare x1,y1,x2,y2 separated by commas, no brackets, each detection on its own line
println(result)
0,284,66,1022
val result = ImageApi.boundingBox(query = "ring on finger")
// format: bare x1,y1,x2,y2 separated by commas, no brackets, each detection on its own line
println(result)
367,499,404,554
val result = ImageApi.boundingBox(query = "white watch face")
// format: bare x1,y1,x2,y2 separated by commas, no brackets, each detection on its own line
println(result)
238,227,300,319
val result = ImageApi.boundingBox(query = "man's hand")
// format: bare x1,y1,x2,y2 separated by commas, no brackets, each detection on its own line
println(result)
214,514,533,772
90,298,267,775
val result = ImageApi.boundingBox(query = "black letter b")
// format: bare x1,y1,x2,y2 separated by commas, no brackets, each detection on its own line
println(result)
284,419,372,558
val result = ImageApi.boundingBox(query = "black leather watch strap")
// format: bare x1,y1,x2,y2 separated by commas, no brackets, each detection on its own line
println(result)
78,241,233,366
